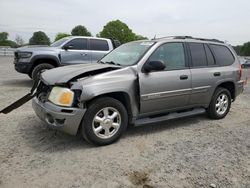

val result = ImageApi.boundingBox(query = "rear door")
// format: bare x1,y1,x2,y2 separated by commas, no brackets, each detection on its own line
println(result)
60,38,91,65
89,39,110,63
139,42,192,115
188,42,222,106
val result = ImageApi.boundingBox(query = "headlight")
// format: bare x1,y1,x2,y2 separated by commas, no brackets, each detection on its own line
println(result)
48,87,74,107
18,52,32,58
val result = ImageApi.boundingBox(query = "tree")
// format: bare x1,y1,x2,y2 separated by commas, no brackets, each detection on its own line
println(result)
134,35,148,40
71,25,91,36
15,35,25,46
29,31,50,45
98,20,147,44
240,42,250,56
99,20,136,44
0,32,18,48
54,32,71,41
233,45,242,55
0,32,8,41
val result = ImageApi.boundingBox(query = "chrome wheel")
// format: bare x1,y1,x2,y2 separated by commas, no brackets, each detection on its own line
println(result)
92,107,121,139
215,93,229,115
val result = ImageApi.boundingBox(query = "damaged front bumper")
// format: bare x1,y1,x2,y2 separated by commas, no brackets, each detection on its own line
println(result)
32,97,86,135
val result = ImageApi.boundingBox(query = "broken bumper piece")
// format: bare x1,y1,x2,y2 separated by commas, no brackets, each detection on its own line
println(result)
32,97,86,135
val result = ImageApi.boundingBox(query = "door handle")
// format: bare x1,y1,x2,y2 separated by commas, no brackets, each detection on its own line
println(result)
80,53,87,56
213,72,221,77
180,75,188,80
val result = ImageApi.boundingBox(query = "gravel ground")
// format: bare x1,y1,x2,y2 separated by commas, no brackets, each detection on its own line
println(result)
0,56,249,188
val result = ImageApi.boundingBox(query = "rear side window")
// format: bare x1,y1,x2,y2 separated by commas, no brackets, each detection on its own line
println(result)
90,39,109,51
64,38,88,50
204,44,215,65
210,44,235,66
189,43,207,67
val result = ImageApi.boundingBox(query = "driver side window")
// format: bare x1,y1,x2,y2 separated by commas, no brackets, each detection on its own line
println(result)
148,42,186,70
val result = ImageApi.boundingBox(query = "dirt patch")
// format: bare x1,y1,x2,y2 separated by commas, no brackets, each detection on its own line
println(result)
128,170,153,187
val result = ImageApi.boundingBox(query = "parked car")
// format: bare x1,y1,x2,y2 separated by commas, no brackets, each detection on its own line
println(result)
14,36,120,80
3,36,244,146
242,59,250,68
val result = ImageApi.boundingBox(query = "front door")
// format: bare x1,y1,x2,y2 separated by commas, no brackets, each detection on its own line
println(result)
60,38,91,65
139,42,192,115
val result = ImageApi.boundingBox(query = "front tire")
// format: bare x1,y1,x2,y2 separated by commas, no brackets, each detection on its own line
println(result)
31,63,55,81
81,97,128,146
207,87,231,119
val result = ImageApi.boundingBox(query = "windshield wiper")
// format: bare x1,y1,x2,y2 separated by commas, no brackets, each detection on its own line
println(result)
97,60,121,66
104,61,121,66
97,60,105,64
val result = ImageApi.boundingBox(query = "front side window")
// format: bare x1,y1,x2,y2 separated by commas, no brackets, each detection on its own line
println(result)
189,43,207,67
210,44,235,66
64,38,88,50
90,39,109,51
148,42,186,70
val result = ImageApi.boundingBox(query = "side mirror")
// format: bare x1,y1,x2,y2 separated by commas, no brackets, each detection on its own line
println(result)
143,60,165,73
62,45,73,50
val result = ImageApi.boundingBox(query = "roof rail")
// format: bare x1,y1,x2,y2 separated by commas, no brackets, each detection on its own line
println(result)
173,36,224,43
153,36,192,40
154,36,224,44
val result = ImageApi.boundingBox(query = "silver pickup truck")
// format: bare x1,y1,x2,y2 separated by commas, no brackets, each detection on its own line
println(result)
14,36,119,80
2,36,244,146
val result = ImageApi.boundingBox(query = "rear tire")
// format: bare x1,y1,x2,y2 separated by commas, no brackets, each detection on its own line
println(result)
207,87,231,119
31,63,55,81
81,97,128,146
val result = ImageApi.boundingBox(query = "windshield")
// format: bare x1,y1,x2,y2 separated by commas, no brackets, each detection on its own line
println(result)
101,41,155,66
50,38,69,47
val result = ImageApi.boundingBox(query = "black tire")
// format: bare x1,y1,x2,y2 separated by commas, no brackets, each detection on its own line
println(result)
206,87,231,119
31,63,55,81
81,97,128,146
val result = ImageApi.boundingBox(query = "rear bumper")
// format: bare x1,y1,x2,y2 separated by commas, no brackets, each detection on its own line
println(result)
235,80,244,98
32,97,86,135
14,61,32,74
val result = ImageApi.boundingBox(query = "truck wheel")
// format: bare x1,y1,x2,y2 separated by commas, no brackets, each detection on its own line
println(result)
31,63,55,81
207,87,231,119
81,97,128,146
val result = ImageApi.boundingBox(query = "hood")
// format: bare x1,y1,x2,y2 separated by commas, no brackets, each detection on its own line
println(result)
41,63,121,85
16,45,58,52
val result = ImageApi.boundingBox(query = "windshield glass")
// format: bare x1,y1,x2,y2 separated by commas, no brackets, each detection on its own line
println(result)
101,41,155,66
50,38,69,47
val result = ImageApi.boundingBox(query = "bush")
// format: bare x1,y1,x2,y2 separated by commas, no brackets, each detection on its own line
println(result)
0,40,18,48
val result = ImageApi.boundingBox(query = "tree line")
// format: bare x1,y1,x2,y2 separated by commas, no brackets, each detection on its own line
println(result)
0,19,250,56
0,20,147,48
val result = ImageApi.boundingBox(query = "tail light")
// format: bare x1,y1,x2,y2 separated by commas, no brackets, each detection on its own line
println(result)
239,64,242,80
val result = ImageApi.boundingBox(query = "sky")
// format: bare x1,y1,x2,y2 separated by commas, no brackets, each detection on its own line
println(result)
0,0,249,45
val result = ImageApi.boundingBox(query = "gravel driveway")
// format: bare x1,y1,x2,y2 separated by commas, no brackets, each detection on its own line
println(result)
0,57,249,188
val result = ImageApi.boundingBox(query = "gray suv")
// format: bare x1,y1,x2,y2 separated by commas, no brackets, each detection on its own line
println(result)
14,36,118,80
3,36,244,146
